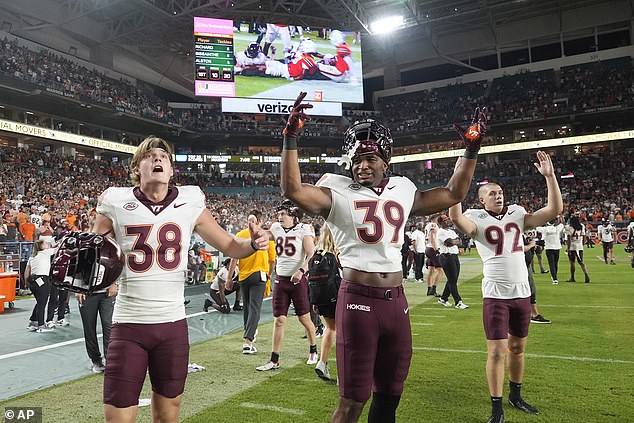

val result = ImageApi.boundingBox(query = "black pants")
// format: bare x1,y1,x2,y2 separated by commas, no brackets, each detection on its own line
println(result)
401,253,409,278
528,267,536,304
78,292,115,363
414,252,425,280
439,254,461,303
28,275,50,326
545,249,560,281
47,285,68,322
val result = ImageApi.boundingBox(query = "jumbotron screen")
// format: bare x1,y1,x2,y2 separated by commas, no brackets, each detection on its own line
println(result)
194,17,364,103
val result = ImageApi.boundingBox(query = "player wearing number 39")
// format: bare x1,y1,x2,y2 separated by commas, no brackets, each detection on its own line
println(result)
92,136,270,423
448,150,563,423
280,92,488,423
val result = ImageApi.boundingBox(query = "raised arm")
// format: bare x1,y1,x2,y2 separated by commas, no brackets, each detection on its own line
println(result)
448,203,477,238
281,92,332,217
411,107,487,216
524,151,564,230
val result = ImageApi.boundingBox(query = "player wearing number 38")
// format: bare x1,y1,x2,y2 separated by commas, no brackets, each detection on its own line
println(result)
448,150,563,423
91,136,270,423
280,92,488,423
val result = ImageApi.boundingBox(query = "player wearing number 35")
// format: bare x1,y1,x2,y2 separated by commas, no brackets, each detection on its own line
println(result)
448,150,563,423
92,136,270,423
280,92,488,423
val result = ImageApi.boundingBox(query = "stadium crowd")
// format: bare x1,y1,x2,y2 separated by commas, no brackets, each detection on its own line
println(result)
1,143,632,250
3,35,634,140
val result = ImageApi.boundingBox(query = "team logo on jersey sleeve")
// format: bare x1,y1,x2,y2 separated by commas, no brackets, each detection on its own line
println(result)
479,213,488,219
348,183,361,191
123,202,139,211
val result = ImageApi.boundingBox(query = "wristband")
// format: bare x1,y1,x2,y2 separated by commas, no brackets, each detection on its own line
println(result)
463,150,478,160
250,240,258,251
283,135,298,150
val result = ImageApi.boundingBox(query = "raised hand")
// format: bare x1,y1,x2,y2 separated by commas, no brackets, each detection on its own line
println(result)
454,107,488,153
533,150,555,177
248,221,269,250
283,91,313,138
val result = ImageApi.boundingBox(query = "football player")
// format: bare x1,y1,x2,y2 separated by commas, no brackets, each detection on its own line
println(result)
449,150,563,423
424,216,443,296
262,23,291,57
92,136,269,423
627,219,634,268
256,200,318,371
597,218,617,264
234,42,268,76
564,214,590,283
280,92,487,423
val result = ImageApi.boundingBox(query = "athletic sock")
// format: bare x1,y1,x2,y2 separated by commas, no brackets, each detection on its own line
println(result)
271,352,280,363
509,381,522,400
310,344,317,354
491,396,503,415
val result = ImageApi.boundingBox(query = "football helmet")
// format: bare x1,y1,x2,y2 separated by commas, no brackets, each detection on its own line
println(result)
338,119,393,170
50,232,124,294
246,42,260,59
329,30,345,47
276,199,304,223
298,38,318,55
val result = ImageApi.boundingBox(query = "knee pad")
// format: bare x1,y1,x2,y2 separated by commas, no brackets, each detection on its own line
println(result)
368,392,401,423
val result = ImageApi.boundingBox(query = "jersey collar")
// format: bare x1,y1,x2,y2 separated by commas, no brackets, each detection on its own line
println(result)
485,206,508,220
133,186,179,216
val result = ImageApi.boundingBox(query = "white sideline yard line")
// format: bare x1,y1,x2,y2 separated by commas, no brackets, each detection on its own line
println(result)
538,304,634,309
240,402,305,415
410,322,434,326
416,307,456,311
414,347,634,364
410,314,446,318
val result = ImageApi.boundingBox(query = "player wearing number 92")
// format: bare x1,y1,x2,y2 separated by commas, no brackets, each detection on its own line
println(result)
92,136,269,423
280,92,487,423
448,150,563,423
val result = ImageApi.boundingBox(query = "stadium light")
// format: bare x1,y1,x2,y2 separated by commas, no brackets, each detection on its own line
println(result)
370,16,404,34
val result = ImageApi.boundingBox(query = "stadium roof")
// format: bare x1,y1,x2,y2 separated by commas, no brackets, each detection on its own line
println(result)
0,0,629,95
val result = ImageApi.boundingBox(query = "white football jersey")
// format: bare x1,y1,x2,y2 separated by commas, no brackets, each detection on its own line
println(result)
437,228,459,255
235,51,267,68
463,205,530,299
536,223,564,250
425,222,438,248
565,225,585,251
316,173,416,273
597,224,614,242
96,185,206,324
269,221,314,277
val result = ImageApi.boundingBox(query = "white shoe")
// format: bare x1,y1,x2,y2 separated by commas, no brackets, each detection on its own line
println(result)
56,318,70,327
91,360,105,373
455,301,469,309
242,344,257,354
256,361,280,371
45,321,56,329
438,298,452,307
27,321,38,331
36,325,55,333
553,280,559,285
306,352,319,365
315,361,331,380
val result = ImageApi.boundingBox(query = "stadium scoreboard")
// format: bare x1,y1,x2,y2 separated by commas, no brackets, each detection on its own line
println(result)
194,17,235,97
194,34,234,83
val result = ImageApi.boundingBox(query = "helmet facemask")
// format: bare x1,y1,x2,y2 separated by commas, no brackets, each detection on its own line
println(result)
338,120,393,171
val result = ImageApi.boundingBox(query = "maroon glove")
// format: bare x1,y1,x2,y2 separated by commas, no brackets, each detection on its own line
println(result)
283,91,313,139
454,107,487,154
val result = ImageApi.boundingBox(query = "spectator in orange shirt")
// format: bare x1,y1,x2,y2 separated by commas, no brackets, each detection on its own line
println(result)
20,218,37,242
66,210,77,229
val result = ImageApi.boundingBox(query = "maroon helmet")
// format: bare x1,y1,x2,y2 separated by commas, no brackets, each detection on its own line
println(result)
50,232,124,294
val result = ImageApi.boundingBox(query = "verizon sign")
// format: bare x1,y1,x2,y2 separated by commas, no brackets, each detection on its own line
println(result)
222,98,342,116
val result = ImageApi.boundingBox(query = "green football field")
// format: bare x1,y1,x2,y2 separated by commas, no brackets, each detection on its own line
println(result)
2,246,633,422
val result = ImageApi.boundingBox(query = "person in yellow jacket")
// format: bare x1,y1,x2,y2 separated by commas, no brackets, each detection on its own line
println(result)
227,209,276,354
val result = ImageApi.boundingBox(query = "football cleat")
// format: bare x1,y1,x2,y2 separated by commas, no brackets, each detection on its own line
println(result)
306,352,319,365
508,397,539,414
315,361,331,380
256,361,280,371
